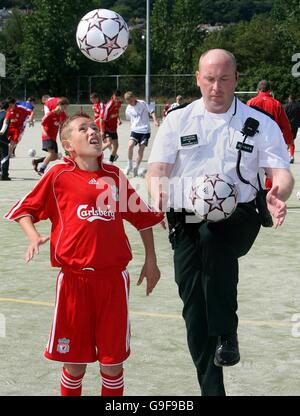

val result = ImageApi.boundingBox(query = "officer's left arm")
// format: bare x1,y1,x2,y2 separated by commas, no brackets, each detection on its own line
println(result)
264,168,294,227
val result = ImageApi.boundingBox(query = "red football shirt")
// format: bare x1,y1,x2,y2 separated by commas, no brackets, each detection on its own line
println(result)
41,111,67,141
92,102,104,130
5,106,32,131
247,92,293,145
5,157,164,271
45,97,60,112
101,98,122,133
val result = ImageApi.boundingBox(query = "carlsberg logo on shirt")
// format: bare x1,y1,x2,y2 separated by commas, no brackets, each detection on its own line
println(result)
77,205,115,222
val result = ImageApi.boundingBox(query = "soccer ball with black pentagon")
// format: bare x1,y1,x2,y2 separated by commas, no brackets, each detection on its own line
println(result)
189,173,238,222
76,9,129,63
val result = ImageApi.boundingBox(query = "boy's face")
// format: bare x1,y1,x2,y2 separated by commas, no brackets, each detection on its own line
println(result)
126,97,136,106
114,95,122,105
62,117,102,158
90,96,99,104
58,104,69,113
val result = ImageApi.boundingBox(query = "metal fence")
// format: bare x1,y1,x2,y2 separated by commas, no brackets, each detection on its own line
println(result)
0,74,256,120
0,74,200,103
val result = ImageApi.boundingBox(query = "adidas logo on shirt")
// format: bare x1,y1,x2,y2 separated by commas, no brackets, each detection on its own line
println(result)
88,178,97,185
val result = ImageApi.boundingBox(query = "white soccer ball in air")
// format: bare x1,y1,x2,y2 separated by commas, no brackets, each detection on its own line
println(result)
76,9,129,63
28,148,36,157
189,173,238,222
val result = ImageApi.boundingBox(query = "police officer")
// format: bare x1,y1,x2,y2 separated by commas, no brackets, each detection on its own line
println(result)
146,49,294,396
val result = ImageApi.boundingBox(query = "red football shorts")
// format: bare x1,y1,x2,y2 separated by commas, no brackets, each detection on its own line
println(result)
44,267,131,365
8,128,22,143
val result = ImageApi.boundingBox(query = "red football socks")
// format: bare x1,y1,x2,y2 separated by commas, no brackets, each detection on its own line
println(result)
100,369,124,396
60,367,85,396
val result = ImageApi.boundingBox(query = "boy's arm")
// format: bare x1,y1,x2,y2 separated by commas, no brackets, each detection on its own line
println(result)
28,109,35,126
41,113,51,139
0,119,9,135
137,228,161,295
17,216,50,263
150,111,160,127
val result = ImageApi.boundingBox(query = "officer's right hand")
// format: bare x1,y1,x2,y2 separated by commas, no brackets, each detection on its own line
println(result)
266,186,287,228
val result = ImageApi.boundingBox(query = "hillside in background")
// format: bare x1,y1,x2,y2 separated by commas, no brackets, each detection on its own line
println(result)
2,0,273,23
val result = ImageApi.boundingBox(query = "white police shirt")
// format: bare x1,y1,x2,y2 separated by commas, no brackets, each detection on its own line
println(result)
148,97,290,210
125,100,153,134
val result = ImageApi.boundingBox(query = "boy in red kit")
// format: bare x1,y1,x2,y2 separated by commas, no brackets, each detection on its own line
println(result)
101,89,123,163
5,112,163,396
32,98,69,175
0,97,33,157
90,92,111,153
42,95,63,115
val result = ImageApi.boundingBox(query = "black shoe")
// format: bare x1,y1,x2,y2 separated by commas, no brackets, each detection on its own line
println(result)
32,159,38,172
37,166,45,176
214,333,240,367
0,176,11,181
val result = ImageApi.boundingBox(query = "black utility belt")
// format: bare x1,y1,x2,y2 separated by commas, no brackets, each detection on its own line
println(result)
169,200,256,217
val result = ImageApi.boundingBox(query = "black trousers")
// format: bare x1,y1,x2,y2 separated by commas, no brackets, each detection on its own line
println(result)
0,139,10,178
168,202,261,396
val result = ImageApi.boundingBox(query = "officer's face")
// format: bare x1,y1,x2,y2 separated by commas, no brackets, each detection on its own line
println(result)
196,52,238,113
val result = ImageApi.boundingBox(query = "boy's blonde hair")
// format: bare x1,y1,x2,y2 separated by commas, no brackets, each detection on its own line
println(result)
124,91,135,102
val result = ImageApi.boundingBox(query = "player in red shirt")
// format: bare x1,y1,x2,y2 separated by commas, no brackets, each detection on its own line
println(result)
247,81,293,146
247,80,293,188
0,97,33,158
5,112,164,396
90,92,111,154
41,95,61,115
101,89,123,163
32,98,69,175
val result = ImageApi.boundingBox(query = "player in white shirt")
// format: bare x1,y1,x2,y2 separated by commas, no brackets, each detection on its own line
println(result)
124,91,159,177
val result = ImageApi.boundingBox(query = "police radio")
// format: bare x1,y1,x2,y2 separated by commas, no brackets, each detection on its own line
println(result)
236,117,273,228
241,117,260,137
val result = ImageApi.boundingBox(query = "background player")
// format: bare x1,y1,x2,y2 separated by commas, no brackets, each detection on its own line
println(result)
284,95,300,163
0,96,33,158
42,95,61,115
101,89,123,163
16,97,36,127
124,91,160,177
90,92,111,154
247,80,293,188
32,98,69,175
0,100,10,180
5,112,163,396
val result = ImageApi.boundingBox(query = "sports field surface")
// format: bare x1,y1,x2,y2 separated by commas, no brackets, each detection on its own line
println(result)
0,118,300,396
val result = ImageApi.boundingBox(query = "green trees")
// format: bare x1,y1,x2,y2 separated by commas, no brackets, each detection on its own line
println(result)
194,4,300,101
0,0,299,101
20,0,101,94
